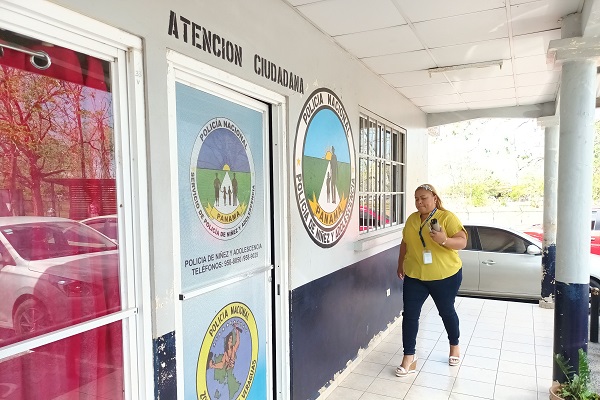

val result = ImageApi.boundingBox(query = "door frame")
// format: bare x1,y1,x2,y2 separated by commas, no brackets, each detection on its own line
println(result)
165,50,290,400
0,1,152,399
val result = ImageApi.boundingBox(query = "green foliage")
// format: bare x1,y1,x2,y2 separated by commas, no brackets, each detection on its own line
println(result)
469,182,490,207
508,186,526,202
554,349,600,400
508,176,544,203
442,170,544,208
447,177,506,207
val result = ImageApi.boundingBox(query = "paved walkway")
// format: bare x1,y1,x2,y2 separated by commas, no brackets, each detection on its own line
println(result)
322,296,560,400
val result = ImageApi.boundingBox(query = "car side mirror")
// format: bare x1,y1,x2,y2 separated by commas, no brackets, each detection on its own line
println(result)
527,244,542,255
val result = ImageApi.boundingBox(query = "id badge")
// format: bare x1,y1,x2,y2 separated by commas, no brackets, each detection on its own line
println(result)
423,250,432,264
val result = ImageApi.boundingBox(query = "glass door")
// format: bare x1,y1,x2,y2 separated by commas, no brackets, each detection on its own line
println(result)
0,17,139,400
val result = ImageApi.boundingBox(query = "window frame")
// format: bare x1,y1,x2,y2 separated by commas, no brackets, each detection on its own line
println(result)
358,109,406,237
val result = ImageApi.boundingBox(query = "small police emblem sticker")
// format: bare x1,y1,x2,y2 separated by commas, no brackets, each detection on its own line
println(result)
293,88,356,248
190,118,255,240
196,302,259,400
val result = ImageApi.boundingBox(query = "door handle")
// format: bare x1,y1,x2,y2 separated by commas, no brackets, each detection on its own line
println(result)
482,260,496,265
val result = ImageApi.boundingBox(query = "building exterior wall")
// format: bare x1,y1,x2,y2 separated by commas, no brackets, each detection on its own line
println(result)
290,246,403,399
9,0,428,398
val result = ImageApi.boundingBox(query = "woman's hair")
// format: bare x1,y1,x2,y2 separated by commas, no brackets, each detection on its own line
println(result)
416,183,446,211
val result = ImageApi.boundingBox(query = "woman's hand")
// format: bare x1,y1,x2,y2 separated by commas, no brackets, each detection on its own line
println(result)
397,241,406,279
429,226,447,245
431,229,467,250
397,262,405,280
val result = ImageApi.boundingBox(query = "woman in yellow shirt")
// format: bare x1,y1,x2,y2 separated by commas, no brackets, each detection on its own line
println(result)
395,184,467,377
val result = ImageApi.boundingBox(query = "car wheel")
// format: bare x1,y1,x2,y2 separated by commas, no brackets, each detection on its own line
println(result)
13,299,52,334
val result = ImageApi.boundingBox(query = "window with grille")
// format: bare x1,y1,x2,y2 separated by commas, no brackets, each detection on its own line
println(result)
358,111,406,234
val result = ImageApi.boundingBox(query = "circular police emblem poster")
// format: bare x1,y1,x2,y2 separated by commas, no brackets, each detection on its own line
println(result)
196,302,259,400
190,118,255,240
293,88,356,248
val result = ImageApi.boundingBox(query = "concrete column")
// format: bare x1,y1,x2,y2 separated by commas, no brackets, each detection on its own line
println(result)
539,122,559,307
547,11,599,382
554,57,596,382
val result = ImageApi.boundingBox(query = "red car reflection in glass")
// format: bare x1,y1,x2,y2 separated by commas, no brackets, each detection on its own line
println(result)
0,217,120,340
524,209,600,256
359,206,390,232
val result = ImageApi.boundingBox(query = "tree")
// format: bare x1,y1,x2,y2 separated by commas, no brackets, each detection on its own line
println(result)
429,118,546,208
0,64,114,216
0,66,69,215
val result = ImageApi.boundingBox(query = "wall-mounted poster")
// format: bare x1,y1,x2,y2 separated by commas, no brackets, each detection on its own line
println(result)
174,81,270,293
293,88,356,248
181,273,269,400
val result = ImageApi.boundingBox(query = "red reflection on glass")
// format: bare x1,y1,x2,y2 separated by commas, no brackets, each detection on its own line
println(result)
0,30,123,400
1,32,114,221
0,321,124,399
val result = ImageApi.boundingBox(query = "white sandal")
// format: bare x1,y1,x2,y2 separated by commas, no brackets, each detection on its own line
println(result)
449,356,460,366
395,357,418,377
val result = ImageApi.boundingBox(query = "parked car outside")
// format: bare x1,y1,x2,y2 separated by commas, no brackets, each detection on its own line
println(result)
524,208,600,255
0,217,120,339
458,223,600,300
80,214,118,243
359,206,390,232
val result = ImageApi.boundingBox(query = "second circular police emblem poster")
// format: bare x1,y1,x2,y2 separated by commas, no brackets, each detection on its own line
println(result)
294,88,356,247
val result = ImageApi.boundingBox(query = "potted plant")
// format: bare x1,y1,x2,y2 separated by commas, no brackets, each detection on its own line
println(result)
550,349,600,400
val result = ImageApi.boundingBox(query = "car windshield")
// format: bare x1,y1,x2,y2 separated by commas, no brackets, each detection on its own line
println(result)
0,221,118,261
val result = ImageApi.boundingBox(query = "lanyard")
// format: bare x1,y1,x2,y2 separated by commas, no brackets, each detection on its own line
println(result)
418,208,437,248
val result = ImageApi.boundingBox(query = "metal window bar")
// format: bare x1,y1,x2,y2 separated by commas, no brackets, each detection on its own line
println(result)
358,113,407,231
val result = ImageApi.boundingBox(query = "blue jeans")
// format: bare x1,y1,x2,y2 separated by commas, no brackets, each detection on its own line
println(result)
402,269,462,355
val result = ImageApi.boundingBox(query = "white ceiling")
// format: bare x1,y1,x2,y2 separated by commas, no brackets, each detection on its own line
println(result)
284,0,585,115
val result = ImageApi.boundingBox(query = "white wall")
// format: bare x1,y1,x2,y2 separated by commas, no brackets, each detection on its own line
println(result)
49,0,428,337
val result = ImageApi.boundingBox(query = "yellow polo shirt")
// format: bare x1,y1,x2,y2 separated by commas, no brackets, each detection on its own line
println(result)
402,209,466,281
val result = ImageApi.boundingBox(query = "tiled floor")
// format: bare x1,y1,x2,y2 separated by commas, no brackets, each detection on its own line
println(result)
323,296,554,400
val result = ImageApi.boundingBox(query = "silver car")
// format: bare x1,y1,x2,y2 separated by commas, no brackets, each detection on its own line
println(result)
0,217,120,338
459,223,600,300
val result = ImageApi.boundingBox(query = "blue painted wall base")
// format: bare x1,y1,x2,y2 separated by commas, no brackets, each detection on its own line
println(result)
553,281,589,382
153,331,177,400
290,245,403,400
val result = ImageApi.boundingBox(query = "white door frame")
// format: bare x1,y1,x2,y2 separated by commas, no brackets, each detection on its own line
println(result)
166,50,291,400
0,1,153,399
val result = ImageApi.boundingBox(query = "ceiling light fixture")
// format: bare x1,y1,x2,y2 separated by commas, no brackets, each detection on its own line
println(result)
427,60,503,77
